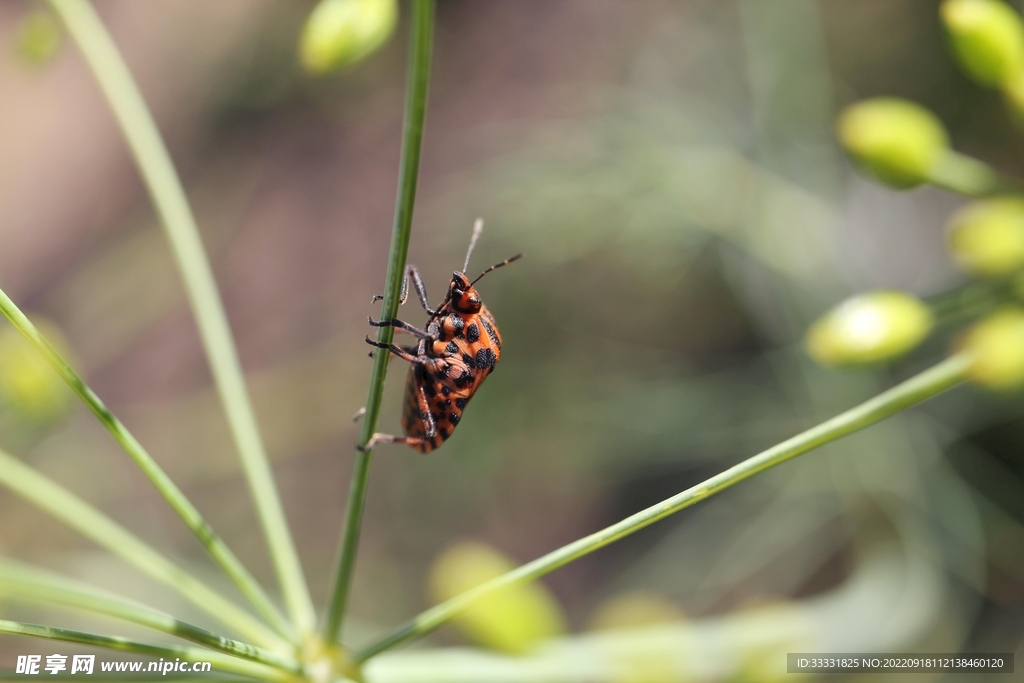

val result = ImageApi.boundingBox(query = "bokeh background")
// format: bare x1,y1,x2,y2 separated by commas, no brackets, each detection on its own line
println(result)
1,0,1023,680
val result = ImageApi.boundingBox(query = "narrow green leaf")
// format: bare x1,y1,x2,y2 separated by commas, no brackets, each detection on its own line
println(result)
0,447,283,650
0,619,294,682
321,0,436,647
0,559,301,673
0,284,292,644
46,0,315,633
355,355,971,661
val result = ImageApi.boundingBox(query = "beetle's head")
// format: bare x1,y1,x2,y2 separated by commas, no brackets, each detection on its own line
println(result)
448,271,482,313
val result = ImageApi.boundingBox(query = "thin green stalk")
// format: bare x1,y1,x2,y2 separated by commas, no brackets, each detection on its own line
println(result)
928,150,1022,196
0,560,301,674
0,619,295,682
0,285,292,643
0,448,284,651
322,0,436,646
354,354,971,662
47,0,314,633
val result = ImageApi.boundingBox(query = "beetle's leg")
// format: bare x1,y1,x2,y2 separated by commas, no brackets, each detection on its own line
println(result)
415,380,438,438
406,265,436,315
365,337,425,364
356,375,436,452
371,266,411,305
371,265,435,313
367,316,436,340
358,433,432,452
352,407,366,422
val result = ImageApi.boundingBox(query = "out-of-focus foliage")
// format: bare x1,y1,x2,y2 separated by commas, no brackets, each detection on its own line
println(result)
587,591,684,632
428,542,566,654
0,319,73,426
13,7,61,67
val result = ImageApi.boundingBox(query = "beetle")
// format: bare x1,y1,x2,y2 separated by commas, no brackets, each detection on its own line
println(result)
360,219,522,452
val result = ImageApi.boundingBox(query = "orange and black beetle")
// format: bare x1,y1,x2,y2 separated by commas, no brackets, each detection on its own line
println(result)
362,220,521,452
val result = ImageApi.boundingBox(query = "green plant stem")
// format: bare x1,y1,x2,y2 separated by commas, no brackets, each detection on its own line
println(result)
0,619,294,682
0,448,283,651
0,560,301,673
47,0,314,634
354,354,971,662
926,279,1009,328
321,0,436,647
0,285,292,644
928,150,1022,196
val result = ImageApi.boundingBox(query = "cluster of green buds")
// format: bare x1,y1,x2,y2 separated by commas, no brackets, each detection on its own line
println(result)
299,0,398,75
812,2,1024,391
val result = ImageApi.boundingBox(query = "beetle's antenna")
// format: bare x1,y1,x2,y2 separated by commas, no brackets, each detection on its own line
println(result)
463,218,484,272
471,253,523,285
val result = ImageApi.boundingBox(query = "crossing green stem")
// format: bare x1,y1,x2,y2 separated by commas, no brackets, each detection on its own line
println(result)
0,560,301,673
0,620,295,682
0,284,291,643
322,0,436,646
354,354,971,662
0,447,283,650
47,0,314,634
928,150,1022,195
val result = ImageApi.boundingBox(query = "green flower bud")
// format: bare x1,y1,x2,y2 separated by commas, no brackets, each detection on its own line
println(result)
836,99,949,188
429,542,566,654
941,0,1024,87
961,307,1024,390
0,319,74,424
299,0,397,75
15,9,62,67
806,291,934,366
947,197,1024,276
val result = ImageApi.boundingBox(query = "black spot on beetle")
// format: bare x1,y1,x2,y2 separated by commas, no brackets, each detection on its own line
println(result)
445,341,459,354
480,319,500,350
438,426,450,439
455,397,468,409
475,348,496,370
466,323,480,343
454,370,472,387
462,353,476,368
441,385,451,396
436,401,445,411
450,314,464,338
423,383,437,397
449,413,460,426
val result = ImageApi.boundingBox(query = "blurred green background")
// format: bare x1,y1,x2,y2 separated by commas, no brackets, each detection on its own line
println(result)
1,0,1023,680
